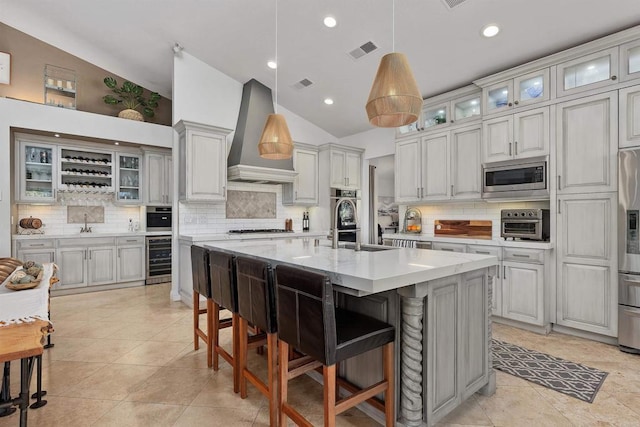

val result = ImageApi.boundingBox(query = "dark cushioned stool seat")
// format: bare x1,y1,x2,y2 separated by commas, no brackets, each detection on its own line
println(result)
191,245,214,367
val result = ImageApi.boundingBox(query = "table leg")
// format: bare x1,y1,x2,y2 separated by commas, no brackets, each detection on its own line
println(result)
18,357,35,427
0,362,16,417
30,355,47,408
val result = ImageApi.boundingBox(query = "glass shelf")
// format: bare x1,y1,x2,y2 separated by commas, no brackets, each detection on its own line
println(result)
44,64,77,110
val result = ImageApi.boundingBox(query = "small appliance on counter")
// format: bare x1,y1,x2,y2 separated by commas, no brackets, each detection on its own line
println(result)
403,208,422,233
501,209,550,241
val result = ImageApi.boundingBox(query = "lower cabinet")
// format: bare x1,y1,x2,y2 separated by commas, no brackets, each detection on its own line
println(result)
16,239,56,265
502,261,544,325
56,247,89,289
88,247,117,286
116,236,145,282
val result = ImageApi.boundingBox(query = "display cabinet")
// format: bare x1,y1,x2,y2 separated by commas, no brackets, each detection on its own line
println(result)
621,38,640,82
44,64,77,110
116,153,141,204
16,138,57,203
58,147,113,194
556,47,619,97
483,68,549,114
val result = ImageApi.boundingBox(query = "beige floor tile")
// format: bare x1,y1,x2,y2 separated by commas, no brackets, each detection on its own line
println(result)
612,392,640,416
0,395,117,427
148,319,194,342
92,401,187,427
58,338,144,363
437,395,492,426
164,344,214,370
174,405,257,426
61,364,159,401
125,367,213,405
112,340,188,366
45,336,101,360
9,359,107,397
190,367,266,410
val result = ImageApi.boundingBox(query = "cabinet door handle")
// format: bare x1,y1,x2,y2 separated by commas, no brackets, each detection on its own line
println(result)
295,191,298,200
475,250,490,255
558,199,561,214
118,249,121,258
417,187,420,199
84,250,87,260
450,184,454,196
503,266,506,279
441,248,455,252
611,75,617,81
514,100,519,105
30,244,45,247
89,251,92,260
421,187,424,198
126,239,137,242
497,266,500,279
557,175,561,190
512,253,530,258
509,142,512,156
514,141,518,155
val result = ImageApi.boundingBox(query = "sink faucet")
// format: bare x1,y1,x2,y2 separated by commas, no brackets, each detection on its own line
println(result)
80,213,92,233
332,197,361,251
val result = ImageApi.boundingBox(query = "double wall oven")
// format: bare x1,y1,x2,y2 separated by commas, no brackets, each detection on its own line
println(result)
146,207,172,285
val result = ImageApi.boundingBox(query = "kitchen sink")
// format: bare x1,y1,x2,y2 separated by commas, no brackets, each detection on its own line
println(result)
340,243,397,252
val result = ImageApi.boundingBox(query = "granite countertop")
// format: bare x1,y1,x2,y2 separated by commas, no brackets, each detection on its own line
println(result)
202,239,497,295
12,230,172,240
382,233,554,250
180,231,328,243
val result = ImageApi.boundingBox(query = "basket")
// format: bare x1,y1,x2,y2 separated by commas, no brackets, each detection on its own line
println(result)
5,269,43,291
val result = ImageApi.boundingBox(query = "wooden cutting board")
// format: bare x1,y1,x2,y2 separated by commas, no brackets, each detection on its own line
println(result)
434,220,492,239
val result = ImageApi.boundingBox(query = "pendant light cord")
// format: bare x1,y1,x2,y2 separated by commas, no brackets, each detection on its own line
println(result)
275,0,278,113
392,0,395,52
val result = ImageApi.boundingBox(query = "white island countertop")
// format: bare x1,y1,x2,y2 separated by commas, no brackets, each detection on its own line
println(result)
201,239,497,295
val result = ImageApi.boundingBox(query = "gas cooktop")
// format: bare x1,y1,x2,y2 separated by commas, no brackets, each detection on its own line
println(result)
228,229,293,234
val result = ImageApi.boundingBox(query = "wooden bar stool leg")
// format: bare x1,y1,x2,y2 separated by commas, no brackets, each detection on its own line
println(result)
232,312,240,394
212,303,221,371
267,333,278,427
239,317,249,398
278,340,289,427
323,364,337,427
193,292,200,351
384,342,395,427
206,299,214,368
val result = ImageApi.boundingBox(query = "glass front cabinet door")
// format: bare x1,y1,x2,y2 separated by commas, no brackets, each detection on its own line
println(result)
621,39,640,82
451,92,481,124
18,140,57,203
556,47,619,97
116,153,142,203
483,69,549,115
422,103,449,131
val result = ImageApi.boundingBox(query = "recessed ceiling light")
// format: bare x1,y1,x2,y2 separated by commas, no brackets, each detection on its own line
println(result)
323,16,337,28
481,24,500,38
54,133,60,138
324,98,334,105
267,60,277,69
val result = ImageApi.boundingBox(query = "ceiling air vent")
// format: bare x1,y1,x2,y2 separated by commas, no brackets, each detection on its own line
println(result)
292,78,314,90
441,0,468,9
348,41,378,60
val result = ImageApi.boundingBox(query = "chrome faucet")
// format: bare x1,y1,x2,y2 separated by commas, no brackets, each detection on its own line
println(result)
332,197,361,251
80,213,92,233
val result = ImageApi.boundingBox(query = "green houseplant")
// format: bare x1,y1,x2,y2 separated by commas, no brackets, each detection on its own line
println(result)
102,77,161,121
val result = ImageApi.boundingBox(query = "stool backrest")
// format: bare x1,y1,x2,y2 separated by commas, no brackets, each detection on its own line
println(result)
275,265,336,365
236,256,276,334
208,249,238,312
191,245,211,298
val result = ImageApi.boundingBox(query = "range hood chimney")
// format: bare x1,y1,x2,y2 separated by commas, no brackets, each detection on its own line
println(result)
228,79,297,184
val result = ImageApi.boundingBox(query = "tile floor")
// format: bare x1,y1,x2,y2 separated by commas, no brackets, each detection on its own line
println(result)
1,284,639,426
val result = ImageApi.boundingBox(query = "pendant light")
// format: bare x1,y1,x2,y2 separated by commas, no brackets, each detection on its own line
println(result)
366,0,422,128
258,0,294,159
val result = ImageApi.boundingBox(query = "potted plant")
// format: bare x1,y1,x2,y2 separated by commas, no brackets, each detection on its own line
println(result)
102,77,161,121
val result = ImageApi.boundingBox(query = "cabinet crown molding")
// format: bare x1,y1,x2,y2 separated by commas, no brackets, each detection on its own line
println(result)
173,119,232,136
318,143,364,154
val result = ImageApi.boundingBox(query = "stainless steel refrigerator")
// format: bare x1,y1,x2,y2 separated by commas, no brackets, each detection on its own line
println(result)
618,149,640,353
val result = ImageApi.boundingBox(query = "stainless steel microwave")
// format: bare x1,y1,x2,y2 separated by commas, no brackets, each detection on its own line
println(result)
482,157,548,199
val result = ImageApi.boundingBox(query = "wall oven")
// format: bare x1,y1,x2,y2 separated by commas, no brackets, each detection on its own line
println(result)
501,209,550,241
482,157,548,199
146,206,171,231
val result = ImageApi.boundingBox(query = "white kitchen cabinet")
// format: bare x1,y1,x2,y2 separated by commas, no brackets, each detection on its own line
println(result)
467,245,502,317
482,107,549,163
116,236,145,282
15,137,57,204
619,85,640,148
322,144,362,190
56,247,88,289
15,239,56,265
483,68,550,115
115,153,142,204
556,47,619,97
395,125,481,203
282,144,318,206
556,193,618,337
502,261,544,325
175,120,230,202
620,38,640,82
556,92,618,194
144,150,172,205
88,247,117,286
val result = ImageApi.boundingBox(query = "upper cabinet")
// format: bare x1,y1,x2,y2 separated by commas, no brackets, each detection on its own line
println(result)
619,85,640,148
322,144,362,190
58,146,113,194
115,153,141,204
282,144,319,206
556,47,619,97
620,39,640,82
16,137,57,203
144,150,172,206
482,106,549,163
482,69,550,115
175,120,231,203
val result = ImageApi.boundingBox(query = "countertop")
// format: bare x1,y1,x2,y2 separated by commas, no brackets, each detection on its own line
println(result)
12,231,172,240
201,239,497,295
382,233,554,249
180,231,328,243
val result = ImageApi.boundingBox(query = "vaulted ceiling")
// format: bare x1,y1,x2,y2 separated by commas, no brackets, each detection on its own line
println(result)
2,0,640,137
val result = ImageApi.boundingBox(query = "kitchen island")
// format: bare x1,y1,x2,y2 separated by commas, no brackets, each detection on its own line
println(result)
201,239,498,426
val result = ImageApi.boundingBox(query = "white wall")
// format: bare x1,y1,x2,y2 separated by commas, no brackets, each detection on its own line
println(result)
0,98,173,257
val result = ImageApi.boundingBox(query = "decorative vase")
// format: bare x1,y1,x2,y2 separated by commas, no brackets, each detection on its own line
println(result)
118,109,144,121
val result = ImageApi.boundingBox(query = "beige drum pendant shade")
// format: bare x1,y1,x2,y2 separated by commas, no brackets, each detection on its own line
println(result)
258,113,294,159
366,52,423,127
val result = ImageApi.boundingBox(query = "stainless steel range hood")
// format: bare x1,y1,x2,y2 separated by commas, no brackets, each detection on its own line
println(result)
228,79,297,184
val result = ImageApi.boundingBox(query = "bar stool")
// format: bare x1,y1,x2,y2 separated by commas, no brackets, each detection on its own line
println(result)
191,245,215,368
208,249,240,393
275,265,396,427
235,256,278,426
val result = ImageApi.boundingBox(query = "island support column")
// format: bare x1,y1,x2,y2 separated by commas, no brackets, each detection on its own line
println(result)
397,286,429,427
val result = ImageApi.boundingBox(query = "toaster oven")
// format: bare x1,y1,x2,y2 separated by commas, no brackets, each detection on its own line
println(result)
501,209,550,241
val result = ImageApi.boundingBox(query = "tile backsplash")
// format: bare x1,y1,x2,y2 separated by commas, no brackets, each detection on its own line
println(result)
180,181,309,234
17,204,141,234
